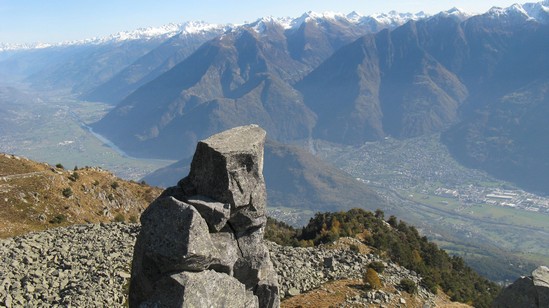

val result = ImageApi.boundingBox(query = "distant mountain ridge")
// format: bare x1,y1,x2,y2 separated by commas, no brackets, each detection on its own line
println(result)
0,21,226,52
89,1,549,194
0,10,429,98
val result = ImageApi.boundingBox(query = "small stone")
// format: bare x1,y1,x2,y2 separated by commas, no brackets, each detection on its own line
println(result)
117,271,131,279
287,288,300,296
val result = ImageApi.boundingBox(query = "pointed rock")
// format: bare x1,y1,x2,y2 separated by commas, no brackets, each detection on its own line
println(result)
180,124,268,231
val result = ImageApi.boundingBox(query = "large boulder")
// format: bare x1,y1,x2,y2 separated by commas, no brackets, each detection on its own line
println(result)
493,265,549,308
130,125,279,308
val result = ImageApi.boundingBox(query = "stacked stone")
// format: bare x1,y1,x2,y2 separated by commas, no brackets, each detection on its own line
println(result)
129,125,279,308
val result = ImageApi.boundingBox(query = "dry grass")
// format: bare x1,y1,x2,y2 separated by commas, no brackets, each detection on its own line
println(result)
0,153,162,238
281,278,472,308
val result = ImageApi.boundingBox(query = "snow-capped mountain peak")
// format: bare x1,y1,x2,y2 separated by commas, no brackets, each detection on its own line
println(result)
369,10,428,24
482,1,549,24
430,7,473,21
346,11,362,22
0,21,225,52
522,0,549,22
6,1,549,53
246,16,294,34
289,11,345,29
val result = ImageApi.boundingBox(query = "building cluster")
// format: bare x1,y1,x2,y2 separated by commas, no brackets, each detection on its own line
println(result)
433,187,549,213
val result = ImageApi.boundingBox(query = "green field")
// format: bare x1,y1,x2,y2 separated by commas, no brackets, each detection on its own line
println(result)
0,97,175,180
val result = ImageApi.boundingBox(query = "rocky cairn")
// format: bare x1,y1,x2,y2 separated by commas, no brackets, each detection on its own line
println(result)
129,125,279,308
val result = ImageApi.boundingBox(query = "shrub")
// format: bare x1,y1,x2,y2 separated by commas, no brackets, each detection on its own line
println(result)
399,278,418,294
68,172,79,182
114,213,125,222
55,163,64,169
92,180,99,186
129,215,138,223
111,181,119,189
62,187,73,198
349,244,360,252
368,261,386,274
107,194,115,201
49,214,67,224
421,276,438,294
364,268,382,290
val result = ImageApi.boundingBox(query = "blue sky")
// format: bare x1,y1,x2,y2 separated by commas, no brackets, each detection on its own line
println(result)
0,0,524,44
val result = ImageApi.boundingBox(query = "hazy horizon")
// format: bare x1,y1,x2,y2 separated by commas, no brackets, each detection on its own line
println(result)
0,0,527,45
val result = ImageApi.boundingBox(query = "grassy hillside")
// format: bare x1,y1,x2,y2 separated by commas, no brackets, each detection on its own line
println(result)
0,153,162,238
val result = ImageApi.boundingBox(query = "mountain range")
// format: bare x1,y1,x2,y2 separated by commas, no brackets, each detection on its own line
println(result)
85,2,549,193
88,9,464,158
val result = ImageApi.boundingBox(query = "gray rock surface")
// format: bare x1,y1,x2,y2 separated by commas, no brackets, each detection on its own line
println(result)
185,195,230,232
141,270,258,308
0,225,438,307
533,266,549,288
267,240,435,304
0,223,137,307
130,125,279,308
493,265,549,308
138,196,217,272
181,124,268,231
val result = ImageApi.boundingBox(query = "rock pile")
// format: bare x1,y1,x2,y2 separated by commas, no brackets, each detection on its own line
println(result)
129,125,279,307
268,240,435,305
493,265,549,308
0,223,138,307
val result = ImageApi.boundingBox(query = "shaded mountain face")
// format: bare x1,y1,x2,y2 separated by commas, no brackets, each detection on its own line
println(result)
82,26,228,104
142,140,387,214
296,17,468,144
441,11,549,194
24,39,169,94
443,80,549,194
92,26,314,159
92,17,377,159
0,23,226,96
298,10,549,193
92,13,475,160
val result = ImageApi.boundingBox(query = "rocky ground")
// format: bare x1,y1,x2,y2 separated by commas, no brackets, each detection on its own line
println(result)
0,223,136,307
269,238,438,307
0,223,445,307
